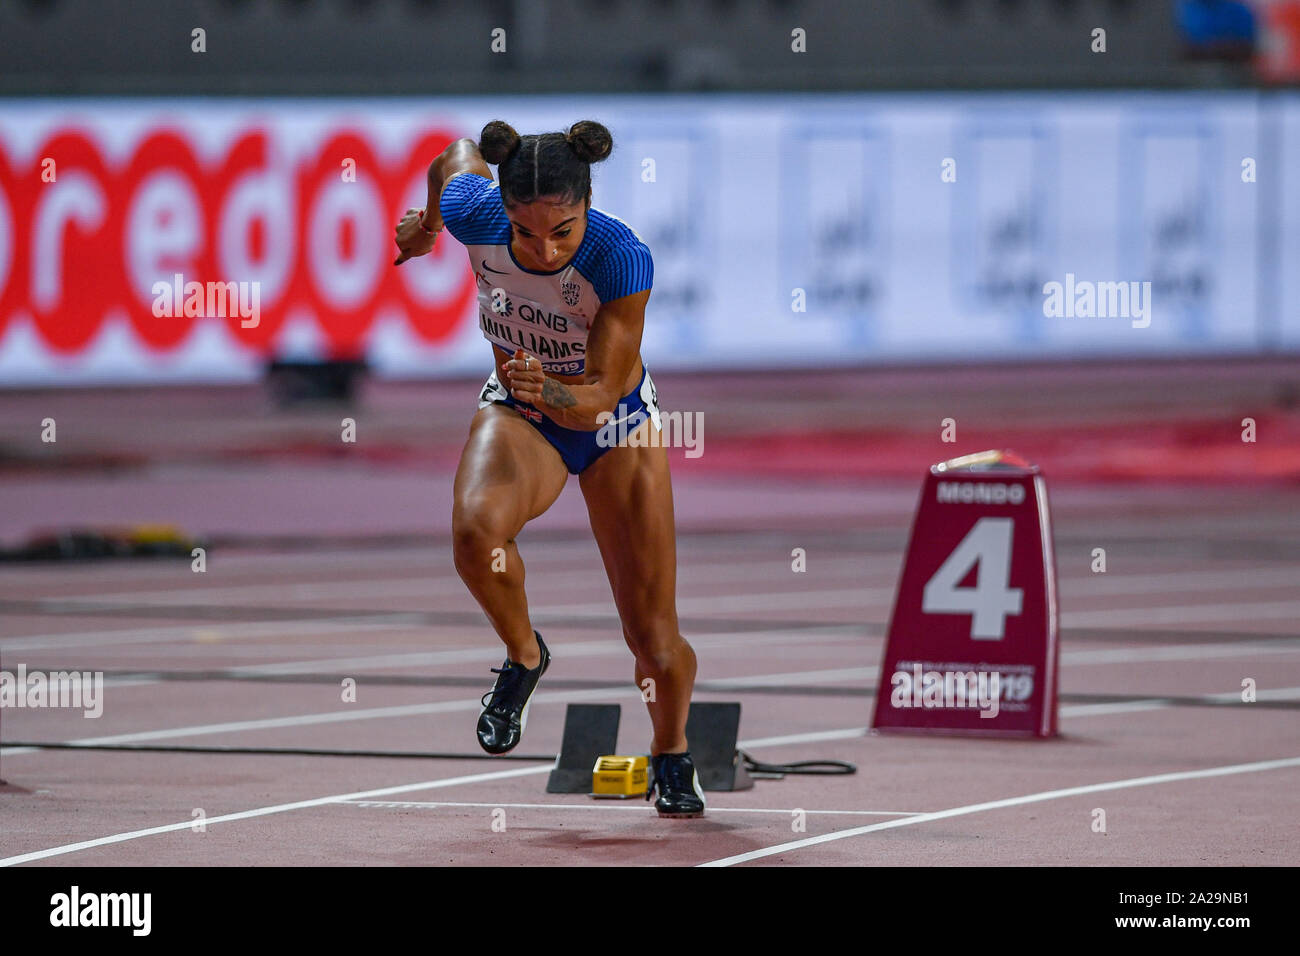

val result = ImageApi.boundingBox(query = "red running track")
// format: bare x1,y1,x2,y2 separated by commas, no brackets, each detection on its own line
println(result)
1,358,1298,866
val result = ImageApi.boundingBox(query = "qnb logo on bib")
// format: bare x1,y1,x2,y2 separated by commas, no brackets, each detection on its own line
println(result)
476,288,588,374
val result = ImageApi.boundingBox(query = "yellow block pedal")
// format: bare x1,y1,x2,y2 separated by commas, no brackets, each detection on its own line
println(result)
126,524,188,544
590,755,648,798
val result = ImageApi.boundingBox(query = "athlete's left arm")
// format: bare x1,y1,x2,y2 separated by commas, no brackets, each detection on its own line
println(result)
504,288,649,431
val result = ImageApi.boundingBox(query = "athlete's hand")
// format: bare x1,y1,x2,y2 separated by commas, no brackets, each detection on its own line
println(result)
502,349,545,404
393,208,438,265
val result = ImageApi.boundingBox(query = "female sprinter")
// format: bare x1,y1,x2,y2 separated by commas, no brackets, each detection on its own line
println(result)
392,119,704,818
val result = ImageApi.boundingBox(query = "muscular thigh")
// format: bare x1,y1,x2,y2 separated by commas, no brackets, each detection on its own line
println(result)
578,421,679,629
454,404,570,535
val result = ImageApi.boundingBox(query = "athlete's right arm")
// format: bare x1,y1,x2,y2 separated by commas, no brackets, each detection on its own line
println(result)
393,139,494,265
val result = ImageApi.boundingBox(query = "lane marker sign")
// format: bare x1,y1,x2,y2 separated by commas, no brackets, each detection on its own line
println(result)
871,450,1060,737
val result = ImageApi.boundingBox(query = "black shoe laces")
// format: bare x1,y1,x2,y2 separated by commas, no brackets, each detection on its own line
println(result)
480,664,526,715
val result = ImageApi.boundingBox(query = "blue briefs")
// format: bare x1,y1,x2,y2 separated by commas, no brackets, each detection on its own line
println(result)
477,362,662,475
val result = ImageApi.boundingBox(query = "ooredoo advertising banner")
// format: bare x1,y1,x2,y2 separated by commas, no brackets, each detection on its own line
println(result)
0,101,484,384
0,93,1294,385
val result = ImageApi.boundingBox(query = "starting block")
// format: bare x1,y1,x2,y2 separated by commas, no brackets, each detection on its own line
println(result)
545,701,754,793
547,704,621,793
683,702,752,791
591,756,648,797
264,358,365,407
871,450,1060,738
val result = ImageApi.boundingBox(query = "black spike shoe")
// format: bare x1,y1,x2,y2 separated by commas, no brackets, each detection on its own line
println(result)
476,631,550,755
646,751,706,818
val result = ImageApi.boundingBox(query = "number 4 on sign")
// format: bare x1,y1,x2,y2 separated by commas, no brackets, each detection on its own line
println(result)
922,517,1023,639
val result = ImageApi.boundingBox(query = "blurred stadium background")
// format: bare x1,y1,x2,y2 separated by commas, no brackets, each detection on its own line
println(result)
2,0,1299,379
1,0,1298,384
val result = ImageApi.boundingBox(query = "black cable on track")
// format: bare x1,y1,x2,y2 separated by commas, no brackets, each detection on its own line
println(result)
739,750,857,777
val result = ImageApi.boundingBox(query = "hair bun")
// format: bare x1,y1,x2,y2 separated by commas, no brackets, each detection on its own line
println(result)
479,120,522,166
565,120,613,164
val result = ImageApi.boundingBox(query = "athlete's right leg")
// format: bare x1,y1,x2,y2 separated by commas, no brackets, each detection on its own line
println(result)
452,403,569,669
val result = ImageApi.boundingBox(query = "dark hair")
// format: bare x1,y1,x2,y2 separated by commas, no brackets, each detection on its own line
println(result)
478,119,612,208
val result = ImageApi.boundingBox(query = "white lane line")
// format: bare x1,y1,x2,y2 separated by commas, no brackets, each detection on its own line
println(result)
11,562,1298,630
0,583,870,652
549,592,1300,624
0,625,865,720
0,626,866,708
0,725,889,864
12,726,1298,867
738,727,868,748
705,667,876,687
0,764,555,867
18,556,1299,612
731,681,1300,737
227,625,862,677
1064,599,1300,628
0,617,429,652
209,637,1298,687
695,644,1298,690
5,549,909,609
0,686,640,754
0,543,564,580
346,800,922,816
223,640,624,676
698,754,1300,867
19,557,880,608
6,656,1293,759
0,647,866,758
727,684,1300,738
1063,566,1300,597
1061,640,1299,665
1059,700,1172,718
1059,685,1300,718
11,577,1300,655
546,588,894,616
14,633,1288,701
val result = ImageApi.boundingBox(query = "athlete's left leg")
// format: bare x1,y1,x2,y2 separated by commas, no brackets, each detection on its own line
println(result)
578,421,696,755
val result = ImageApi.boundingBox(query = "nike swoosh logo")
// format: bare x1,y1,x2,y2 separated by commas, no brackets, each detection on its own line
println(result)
481,259,509,275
